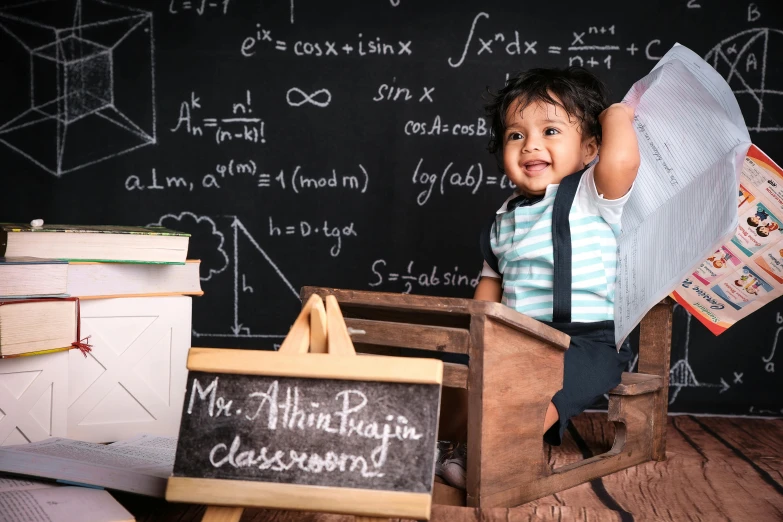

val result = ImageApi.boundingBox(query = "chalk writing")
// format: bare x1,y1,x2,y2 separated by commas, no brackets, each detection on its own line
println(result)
125,164,370,195
373,80,435,103
187,376,425,478
168,0,230,16
171,91,266,145
268,217,357,257
411,158,515,206
404,115,488,137
242,25,413,58
369,259,481,294
287,87,332,108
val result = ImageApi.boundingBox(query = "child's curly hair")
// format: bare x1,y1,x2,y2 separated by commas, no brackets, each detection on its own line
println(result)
485,67,609,174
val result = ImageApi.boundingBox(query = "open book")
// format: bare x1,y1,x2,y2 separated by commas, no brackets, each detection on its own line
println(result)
0,476,134,522
0,434,176,498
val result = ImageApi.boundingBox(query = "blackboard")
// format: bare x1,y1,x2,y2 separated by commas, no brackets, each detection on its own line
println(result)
0,0,781,417
172,370,440,491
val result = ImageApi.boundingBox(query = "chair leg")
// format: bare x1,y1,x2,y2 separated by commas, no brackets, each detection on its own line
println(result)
637,299,673,461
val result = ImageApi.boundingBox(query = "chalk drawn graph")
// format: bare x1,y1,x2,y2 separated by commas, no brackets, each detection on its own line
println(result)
668,304,730,405
0,0,156,175
705,28,783,132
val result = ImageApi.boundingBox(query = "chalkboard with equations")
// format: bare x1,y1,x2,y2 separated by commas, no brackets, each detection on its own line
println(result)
0,0,781,417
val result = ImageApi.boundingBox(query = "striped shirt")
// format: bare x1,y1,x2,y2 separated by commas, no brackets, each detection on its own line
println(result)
482,165,632,322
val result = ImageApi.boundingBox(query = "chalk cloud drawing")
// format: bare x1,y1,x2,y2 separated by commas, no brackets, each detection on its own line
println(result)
705,28,783,132
0,0,155,176
148,211,229,282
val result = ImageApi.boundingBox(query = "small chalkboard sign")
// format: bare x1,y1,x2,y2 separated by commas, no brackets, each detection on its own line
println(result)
166,294,443,520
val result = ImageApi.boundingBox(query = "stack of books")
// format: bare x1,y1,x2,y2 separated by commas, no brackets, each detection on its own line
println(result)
0,223,201,445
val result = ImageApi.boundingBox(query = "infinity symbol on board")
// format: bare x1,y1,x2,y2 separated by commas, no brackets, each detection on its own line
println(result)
286,87,332,107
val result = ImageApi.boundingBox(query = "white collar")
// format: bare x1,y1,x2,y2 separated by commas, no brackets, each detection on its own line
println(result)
495,184,559,214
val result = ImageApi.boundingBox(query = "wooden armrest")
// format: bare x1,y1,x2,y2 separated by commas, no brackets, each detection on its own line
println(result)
301,287,473,315
470,300,570,351
344,317,470,354
609,372,663,396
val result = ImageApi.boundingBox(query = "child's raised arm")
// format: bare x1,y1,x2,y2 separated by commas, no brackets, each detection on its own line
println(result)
594,103,639,200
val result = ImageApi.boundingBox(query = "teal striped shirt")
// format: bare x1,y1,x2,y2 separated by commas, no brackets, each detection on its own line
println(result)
483,166,631,322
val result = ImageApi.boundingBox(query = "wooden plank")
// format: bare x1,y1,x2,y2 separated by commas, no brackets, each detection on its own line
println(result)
636,298,673,461
608,373,663,396
471,317,569,503
443,362,468,389
433,482,465,507
470,300,571,351
187,348,443,385
697,417,783,488
166,477,431,519
309,297,327,353
302,287,473,315
324,295,356,356
591,414,783,521
202,506,243,522
278,294,320,354
344,317,470,354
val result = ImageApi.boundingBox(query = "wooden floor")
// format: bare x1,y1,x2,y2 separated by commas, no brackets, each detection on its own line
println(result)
118,413,783,522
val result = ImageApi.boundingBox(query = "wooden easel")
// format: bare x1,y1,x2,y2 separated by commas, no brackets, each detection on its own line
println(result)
200,294,393,522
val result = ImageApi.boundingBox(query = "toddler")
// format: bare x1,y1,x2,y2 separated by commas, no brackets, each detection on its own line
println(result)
438,67,639,489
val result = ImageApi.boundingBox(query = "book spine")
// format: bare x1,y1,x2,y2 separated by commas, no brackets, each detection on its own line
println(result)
0,346,74,359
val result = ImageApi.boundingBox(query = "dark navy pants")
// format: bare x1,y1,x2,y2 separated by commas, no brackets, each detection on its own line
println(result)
540,319,633,446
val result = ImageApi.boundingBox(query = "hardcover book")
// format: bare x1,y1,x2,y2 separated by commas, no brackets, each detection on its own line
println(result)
67,260,203,298
0,298,80,358
0,224,189,264
0,258,68,298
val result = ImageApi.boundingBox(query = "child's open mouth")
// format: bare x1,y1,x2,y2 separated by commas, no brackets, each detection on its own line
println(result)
524,160,550,173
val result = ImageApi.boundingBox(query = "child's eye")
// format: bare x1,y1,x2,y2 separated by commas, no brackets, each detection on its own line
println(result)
544,128,560,136
507,132,523,141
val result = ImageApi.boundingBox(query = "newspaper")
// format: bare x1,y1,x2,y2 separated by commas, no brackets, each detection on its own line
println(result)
613,43,752,348
672,145,783,333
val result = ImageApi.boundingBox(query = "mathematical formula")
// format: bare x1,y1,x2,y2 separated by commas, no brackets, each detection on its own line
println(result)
125,164,369,194
411,158,516,206
171,91,266,145
241,25,413,58
369,260,481,294
268,217,357,257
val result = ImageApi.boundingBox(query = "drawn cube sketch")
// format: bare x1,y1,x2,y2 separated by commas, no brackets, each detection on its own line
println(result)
0,0,155,176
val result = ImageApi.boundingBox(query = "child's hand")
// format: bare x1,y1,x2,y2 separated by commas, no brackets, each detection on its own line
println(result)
600,102,635,122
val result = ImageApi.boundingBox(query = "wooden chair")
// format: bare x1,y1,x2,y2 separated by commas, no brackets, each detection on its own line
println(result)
299,287,673,508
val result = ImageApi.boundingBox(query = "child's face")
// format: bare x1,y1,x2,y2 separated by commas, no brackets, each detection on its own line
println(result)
502,96,597,196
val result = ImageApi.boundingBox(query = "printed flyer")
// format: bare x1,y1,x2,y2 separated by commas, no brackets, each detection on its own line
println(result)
672,145,783,334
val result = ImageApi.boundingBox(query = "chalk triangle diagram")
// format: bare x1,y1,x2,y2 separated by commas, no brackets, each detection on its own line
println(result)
230,219,302,345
